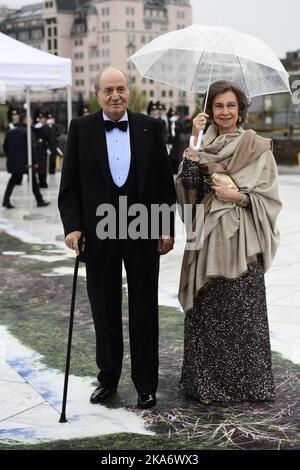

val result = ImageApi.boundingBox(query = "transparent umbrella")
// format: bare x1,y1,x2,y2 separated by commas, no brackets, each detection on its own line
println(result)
129,24,291,147
129,24,290,97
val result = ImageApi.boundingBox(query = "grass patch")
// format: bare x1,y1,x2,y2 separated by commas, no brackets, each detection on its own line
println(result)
1,293,97,377
0,433,210,451
1,232,300,450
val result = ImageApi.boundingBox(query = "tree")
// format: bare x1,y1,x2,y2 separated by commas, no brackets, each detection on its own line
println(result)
193,93,202,118
128,85,148,113
88,95,100,113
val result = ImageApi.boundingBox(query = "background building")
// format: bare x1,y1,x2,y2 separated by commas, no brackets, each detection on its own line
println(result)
247,50,300,133
0,4,17,22
1,0,194,116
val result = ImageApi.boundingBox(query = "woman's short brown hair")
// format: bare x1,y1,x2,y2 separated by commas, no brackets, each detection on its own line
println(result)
203,81,250,127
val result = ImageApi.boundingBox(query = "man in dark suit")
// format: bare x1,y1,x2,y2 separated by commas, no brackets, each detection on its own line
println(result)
58,67,176,409
2,112,50,209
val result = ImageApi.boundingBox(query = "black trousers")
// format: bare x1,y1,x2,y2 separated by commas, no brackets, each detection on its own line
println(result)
38,172,47,187
49,156,56,174
86,238,160,394
3,171,43,204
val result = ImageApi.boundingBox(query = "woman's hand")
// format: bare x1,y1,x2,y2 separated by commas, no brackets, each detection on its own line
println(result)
212,181,241,203
183,147,200,162
192,112,209,142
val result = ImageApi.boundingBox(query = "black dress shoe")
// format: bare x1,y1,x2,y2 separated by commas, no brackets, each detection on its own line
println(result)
137,393,156,409
90,383,117,404
2,202,15,209
37,200,50,207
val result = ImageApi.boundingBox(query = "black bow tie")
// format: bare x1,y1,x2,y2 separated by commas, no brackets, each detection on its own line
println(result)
104,120,128,132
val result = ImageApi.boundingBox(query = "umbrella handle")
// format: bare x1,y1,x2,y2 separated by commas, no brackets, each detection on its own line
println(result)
189,130,203,151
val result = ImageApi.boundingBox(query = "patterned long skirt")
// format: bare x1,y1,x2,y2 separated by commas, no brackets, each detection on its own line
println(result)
180,257,275,403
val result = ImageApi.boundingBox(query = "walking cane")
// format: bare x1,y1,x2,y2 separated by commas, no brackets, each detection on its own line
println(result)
59,236,84,423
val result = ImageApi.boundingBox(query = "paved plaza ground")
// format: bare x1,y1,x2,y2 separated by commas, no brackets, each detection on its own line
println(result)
0,166,299,450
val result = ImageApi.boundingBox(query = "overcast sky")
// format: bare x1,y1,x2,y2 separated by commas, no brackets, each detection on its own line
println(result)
7,0,300,58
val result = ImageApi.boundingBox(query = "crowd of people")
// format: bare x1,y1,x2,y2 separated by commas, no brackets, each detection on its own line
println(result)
146,100,187,173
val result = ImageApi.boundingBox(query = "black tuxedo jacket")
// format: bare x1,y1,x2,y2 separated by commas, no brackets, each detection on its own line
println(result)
58,109,176,263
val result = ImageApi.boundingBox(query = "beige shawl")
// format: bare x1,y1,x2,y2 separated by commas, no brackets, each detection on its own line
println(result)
176,125,282,312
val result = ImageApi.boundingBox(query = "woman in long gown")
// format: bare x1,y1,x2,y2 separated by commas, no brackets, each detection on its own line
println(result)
176,81,282,404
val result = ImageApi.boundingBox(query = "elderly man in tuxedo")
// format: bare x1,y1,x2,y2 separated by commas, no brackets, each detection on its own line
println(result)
58,67,176,409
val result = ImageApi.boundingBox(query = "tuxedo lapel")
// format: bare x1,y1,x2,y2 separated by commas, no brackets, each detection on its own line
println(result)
128,110,151,197
85,110,111,186
84,109,151,195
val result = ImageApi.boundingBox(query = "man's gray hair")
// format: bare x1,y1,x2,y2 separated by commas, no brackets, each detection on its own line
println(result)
94,67,129,94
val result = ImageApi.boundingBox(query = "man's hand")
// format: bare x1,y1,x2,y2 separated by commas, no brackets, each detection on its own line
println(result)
65,231,82,256
158,236,174,255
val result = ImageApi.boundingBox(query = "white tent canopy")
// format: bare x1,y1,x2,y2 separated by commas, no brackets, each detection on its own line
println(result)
0,32,72,215
0,32,72,89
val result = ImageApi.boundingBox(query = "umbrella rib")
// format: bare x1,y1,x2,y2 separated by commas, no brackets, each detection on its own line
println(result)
134,48,168,81
236,56,251,98
189,50,205,94
203,54,215,112
189,28,231,95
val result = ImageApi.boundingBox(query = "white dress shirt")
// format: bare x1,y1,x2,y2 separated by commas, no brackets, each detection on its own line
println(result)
103,111,131,187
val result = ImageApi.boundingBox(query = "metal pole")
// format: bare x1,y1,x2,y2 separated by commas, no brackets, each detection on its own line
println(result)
67,85,72,128
189,29,231,150
203,54,215,114
23,89,47,220
26,87,33,211
189,55,215,150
